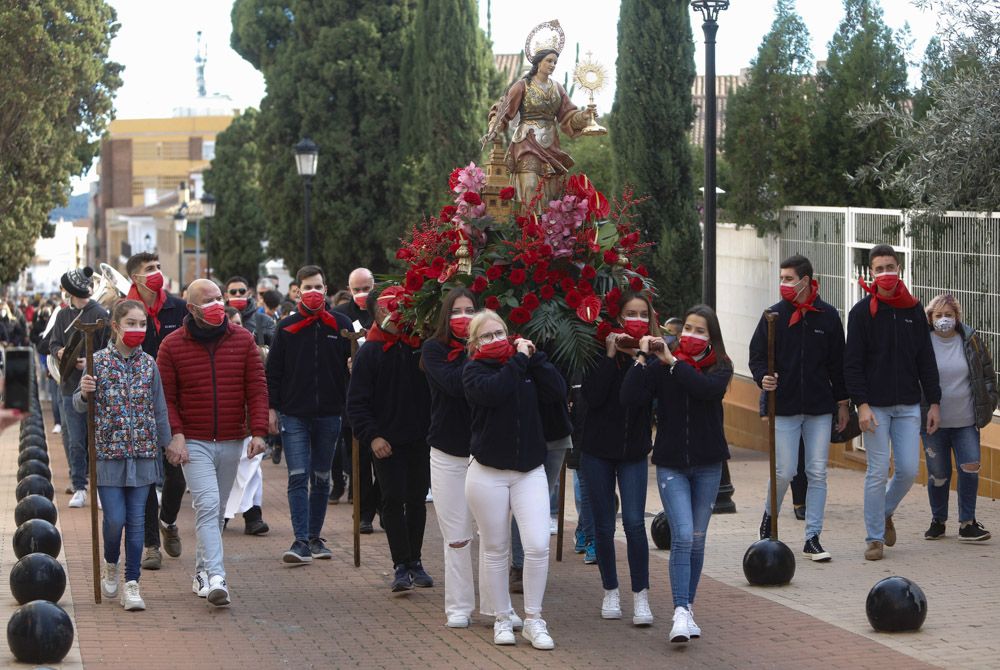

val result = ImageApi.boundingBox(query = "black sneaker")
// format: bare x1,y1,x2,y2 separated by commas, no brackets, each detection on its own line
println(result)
408,561,434,587
802,535,831,562
793,505,806,521
959,520,991,542
271,444,282,464
329,474,346,504
759,512,772,540
924,519,946,540
309,537,333,559
391,564,414,593
359,520,374,535
282,539,313,564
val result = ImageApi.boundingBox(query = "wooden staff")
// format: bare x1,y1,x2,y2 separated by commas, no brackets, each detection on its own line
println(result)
342,328,366,568
77,318,107,604
555,458,567,562
765,310,779,540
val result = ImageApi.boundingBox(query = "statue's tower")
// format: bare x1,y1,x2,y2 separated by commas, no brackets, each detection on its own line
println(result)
482,140,514,219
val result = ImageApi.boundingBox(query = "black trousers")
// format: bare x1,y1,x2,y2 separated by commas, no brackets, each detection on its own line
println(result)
144,456,186,547
346,425,381,522
370,440,430,567
790,437,808,507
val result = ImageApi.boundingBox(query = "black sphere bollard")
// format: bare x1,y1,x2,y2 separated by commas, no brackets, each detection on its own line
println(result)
18,446,49,466
19,425,45,440
16,460,52,482
742,538,796,586
18,434,47,451
12,519,62,560
14,495,58,526
15,475,54,502
6,600,74,664
866,576,928,632
9,553,67,605
650,511,672,550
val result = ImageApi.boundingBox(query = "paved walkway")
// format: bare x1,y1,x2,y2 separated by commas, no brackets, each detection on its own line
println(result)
2,408,997,669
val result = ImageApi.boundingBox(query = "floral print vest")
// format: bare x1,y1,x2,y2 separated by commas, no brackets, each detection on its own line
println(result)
92,346,158,460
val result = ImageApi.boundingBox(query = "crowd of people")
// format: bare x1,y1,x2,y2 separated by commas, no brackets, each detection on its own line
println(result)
0,242,995,649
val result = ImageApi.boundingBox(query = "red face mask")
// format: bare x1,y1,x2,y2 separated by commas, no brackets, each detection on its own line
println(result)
678,333,710,358
874,272,899,292
353,292,369,310
196,300,226,327
228,297,248,311
122,328,145,348
143,270,164,293
622,317,649,339
300,289,326,312
779,278,805,303
476,339,515,362
450,315,472,339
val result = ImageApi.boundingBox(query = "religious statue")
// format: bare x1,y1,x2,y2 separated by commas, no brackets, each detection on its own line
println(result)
483,20,605,207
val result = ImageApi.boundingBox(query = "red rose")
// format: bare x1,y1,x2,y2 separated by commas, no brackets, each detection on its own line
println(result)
440,205,458,221
596,321,614,341
522,293,540,310
539,284,555,300
509,307,531,325
577,295,602,323
423,256,446,279
565,290,583,308
578,279,594,295
500,186,516,201
537,243,553,257
486,264,503,280
515,216,528,227
581,265,596,280
605,287,622,317
485,296,501,310
396,248,414,261
588,190,610,219
463,192,482,206
560,278,576,293
636,265,649,277
471,276,489,293
629,276,644,292
509,268,527,285
603,249,619,265
449,168,462,190
532,267,548,283
405,271,425,292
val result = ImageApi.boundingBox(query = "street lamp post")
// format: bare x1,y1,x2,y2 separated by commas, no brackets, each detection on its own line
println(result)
294,138,319,265
692,0,736,514
174,210,188,290
200,192,216,278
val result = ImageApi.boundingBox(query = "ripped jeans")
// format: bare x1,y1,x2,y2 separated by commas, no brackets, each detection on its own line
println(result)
656,463,723,608
429,448,477,619
922,425,981,523
281,414,342,541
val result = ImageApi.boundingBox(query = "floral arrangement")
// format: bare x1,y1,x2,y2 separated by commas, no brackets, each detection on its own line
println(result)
388,162,655,378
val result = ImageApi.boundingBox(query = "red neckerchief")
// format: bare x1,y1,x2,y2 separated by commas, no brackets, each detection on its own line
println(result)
366,323,421,351
674,347,718,372
283,304,340,334
127,284,167,333
858,276,918,317
472,339,516,364
446,339,467,362
788,279,821,327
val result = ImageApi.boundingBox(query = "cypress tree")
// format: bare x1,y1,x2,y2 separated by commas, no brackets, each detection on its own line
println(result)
610,0,700,316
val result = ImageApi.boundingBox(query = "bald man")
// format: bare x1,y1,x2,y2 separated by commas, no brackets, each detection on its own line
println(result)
157,279,269,607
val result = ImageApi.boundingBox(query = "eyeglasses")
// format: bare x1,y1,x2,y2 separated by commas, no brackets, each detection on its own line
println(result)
478,329,508,344
227,288,248,296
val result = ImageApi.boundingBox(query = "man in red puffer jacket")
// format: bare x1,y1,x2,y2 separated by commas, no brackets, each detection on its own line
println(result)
157,278,269,608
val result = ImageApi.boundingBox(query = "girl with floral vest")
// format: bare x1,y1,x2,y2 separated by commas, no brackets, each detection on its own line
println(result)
76,299,171,611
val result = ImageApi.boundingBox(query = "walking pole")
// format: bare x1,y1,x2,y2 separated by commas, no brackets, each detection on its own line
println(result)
342,328,366,568
555,458,567,562
78,319,107,604
765,311,779,540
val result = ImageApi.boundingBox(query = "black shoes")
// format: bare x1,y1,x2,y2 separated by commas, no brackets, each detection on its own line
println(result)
959,520,991,542
359,520,374,534
271,444,282,464
329,474,346,504
309,537,333,559
759,512,772,540
282,539,313,564
924,519,946,540
391,564,414,593
244,507,269,535
802,535,832,562
793,505,806,521
407,561,434,588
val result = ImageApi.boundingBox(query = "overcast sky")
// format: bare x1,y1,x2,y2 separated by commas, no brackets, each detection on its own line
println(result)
73,0,940,193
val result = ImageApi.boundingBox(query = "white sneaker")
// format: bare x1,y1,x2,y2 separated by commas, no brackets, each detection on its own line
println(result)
633,589,654,626
101,561,119,598
120,580,145,611
68,490,87,508
510,611,523,630
549,516,558,535
192,571,209,598
521,617,555,650
446,614,471,628
601,588,622,619
425,489,433,503
52,424,62,434
686,605,701,638
207,575,230,607
493,616,516,645
670,606,691,643
97,492,102,510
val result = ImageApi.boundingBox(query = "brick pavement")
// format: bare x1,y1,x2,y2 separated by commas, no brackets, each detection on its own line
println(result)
5,408,994,669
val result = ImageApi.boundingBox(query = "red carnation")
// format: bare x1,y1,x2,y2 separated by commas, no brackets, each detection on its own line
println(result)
485,295,501,310
516,216,528,227
500,186,516,201
565,290,583,308
539,284,555,300
603,249,619,265
486,264,503,280
440,205,458,221
471,276,489,293
532,267,548,284
522,293,540,310
537,243,553,258
577,295,602,323
405,271,425,292
578,279,594,295
449,168,462,189
629,276,644,292
605,287,622,317
396,248,414,261
636,265,649,277
509,268,527,285
596,321,614,341
560,278,576,293
509,306,532,325
463,192,482,206
581,265,597,280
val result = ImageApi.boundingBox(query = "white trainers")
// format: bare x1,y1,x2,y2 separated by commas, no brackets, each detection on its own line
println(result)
446,614,471,628
68,490,87,508
192,571,209,598
670,606,691,643
601,588,622,619
549,516,558,535
521,617,555,650
508,611,523,630
686,605,701,638
121,580,145,611
207,575,230,607
52,424,62,434
100,561,119,598
493,616,516,645
632,588,654,626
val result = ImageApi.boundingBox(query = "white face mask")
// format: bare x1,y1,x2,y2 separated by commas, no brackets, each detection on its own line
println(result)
933,317,956,333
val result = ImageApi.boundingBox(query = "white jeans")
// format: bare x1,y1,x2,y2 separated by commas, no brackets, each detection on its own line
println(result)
182,439,241,579
429,448,478,620
466,460,549,617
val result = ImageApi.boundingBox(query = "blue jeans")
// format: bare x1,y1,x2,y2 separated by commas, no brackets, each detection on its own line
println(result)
580,452,649,592
280,414,342,541
765,414,831,539
922,425,981,523
863,404,921,543
657,463,723,608
574,468,594,542
60,394,89,491
99,484,151,582
512,438,568,569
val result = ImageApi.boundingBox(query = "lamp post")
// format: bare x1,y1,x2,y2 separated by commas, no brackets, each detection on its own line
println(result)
173,209,188,290
692,0,736,515
200,192,216,278
294,138,319,265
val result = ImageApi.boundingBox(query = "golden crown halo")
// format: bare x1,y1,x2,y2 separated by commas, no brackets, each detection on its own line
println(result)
524,20,566,62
